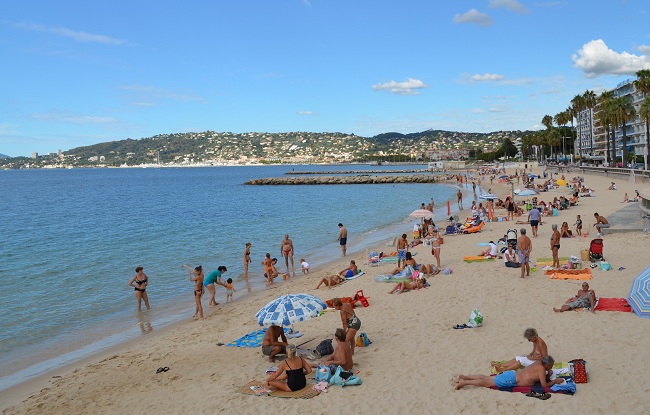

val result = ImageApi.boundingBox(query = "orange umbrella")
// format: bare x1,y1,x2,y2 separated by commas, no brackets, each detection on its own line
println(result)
447,200,451,216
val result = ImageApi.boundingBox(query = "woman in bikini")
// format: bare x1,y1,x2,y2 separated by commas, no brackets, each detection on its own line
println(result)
332,297,361,355
266,344,311,392
188,265,205,320
430,229,442,270
388,277,427,294
243,242,251,277
128,266,151,312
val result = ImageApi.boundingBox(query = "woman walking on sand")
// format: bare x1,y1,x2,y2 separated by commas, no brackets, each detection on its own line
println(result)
128,266,151,312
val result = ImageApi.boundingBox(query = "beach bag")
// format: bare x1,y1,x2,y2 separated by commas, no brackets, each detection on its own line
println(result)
315,339,334,356
467,308,484,327
599,261,612,271
329,365,362,387
569,359,588,383
315,365,332,382
356,332,371,347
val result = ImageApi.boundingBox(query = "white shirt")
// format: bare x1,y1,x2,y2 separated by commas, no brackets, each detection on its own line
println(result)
504,249,516,263
489,243,498,257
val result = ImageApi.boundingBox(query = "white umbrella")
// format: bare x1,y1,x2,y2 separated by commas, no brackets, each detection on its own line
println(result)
517,189,538,197
479,194,498,200
410,209,434,219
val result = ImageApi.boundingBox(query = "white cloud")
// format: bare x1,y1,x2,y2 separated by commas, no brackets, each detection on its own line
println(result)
470,73,505,82
31,111,117,124
638,45,650,55
572,39,650,78
488,0,531,13
453,9,493,27
120,85,206,105
371,78,428,95
14,22,128,45
298,111,317,115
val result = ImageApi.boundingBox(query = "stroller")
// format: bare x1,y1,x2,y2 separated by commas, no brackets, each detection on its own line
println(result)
589,238,604,262
506,229,518,249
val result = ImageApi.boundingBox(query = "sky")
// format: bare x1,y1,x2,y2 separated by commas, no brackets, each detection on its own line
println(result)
2,0,650,157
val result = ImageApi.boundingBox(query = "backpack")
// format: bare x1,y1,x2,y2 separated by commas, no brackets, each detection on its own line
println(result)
355,332,370,347
315,339,334,356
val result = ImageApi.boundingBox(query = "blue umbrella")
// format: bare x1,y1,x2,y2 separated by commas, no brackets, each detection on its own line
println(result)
499,175,509,179
628,264,650,318
256,293,327,326
517,189,538,197
528,173,537,178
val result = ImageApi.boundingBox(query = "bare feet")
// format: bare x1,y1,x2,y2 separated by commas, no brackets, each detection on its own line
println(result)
553,307,561,312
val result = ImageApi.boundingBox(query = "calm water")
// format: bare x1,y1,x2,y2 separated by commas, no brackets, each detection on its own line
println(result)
0,164,458,389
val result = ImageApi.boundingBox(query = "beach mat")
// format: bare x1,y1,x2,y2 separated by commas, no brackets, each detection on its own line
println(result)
595,297,633,312
227,328,289,348
536,257,570,266
463,256,495,263
491,361,568,375
489,383,573,395
238,380,320,399
545,268,592,280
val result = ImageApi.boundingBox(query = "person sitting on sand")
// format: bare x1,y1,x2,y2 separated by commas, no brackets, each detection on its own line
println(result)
478,241,498,258
311,328,354,372
388,277,426,294
389,252,418,275
553,282,596,314
492,328,547,373
457,356,562,395
262,324,288,362
339,260,358,278
265,344,312,392
314,274,345,290
560,222,572,238
503,246,520,268
608,182,617,190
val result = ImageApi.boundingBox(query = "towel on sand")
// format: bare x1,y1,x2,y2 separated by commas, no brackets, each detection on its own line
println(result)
595,298,632,312
227,327,289,348
463,256,495,263
546,268,592,280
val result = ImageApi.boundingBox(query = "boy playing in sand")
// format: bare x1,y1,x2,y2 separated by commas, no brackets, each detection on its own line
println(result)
225,278,236,302
575,214,582,236
300,258,310,274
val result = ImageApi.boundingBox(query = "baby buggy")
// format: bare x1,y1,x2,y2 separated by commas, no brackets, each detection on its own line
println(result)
506,229,518,249
589,238,604,262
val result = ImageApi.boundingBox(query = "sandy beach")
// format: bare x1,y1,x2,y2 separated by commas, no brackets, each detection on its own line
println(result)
2,165,649,415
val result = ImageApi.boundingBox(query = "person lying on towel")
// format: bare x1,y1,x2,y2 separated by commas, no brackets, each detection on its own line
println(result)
553,282,596,314
455,356,563,394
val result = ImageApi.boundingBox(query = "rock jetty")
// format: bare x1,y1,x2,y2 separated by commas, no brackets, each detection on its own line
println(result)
245,174,440,185
285,169,429,175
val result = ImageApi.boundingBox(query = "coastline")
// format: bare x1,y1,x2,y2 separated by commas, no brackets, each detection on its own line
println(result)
4,166,649,415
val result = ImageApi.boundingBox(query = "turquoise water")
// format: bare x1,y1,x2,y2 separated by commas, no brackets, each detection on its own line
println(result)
0,164,458,389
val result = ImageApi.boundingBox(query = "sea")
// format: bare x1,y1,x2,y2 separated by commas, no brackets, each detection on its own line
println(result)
0,164,462,390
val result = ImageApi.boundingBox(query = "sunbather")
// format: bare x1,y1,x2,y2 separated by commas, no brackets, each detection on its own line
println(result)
389,252,418,275
491,328,548,373
553,282,596,313
388,278,426,294
314,274,345,290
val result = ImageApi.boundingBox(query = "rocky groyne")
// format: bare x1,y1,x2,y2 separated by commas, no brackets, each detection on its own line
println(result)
285,169,429,175
245,174,441,185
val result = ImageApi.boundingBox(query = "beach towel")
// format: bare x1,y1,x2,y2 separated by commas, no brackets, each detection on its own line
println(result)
536,257,570,266
594,297,632,312
463,256,495,263
546,268,592,280
491,360,569,375
325,297,355,308
238,380,320,399
227,327,289,348
489,382,574,395
345,271,365,280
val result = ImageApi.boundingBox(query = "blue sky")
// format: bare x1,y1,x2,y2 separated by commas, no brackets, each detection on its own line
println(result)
2,0,650,157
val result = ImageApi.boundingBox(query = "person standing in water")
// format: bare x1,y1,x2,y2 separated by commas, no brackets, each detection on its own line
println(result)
280,234,295,271
188,265,205,320
128,266,151,312
243,242,252,277
338,223,348,256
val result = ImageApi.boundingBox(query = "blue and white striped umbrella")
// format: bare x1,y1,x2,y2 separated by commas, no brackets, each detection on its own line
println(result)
256,293,327,327
628,264,650,318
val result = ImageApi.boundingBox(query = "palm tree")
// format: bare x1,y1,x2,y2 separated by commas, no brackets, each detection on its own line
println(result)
597,91,615,166
611,96,637,166
554,110,570,159
571,94,585,162
566,105,576,161
634,69,650,169
639,97,650,169
583,90,597,157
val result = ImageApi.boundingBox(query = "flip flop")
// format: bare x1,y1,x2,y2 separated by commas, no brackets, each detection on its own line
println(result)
156,367,170,373
453,324,468,329
537,393,551,400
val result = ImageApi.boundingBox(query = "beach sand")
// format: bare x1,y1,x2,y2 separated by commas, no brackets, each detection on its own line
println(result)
2,165,649,415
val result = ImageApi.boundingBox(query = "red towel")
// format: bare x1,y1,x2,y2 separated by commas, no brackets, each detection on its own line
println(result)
595,298,632,312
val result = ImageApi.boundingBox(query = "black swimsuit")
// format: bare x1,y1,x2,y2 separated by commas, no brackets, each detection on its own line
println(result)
134,278,147,292
285,360,306,391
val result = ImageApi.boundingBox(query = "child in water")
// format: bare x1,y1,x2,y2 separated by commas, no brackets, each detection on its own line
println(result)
225,278,236,302
300,258,310,274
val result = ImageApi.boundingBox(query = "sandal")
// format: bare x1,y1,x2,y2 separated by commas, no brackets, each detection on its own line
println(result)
156,367,170,374
453,324,468,329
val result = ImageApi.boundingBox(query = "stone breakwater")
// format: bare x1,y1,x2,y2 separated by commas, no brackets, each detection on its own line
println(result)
245,174,440,185
285,169,429,175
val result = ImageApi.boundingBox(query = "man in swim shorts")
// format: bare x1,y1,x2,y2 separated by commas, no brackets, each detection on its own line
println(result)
593,213,609,236
280,234,295,271
456,356,562,392
262,325,288,363
338,260,358,279
338,223,347,256
396,233,408,268
554,282,596,314
517,228,532,278
528,206,541,237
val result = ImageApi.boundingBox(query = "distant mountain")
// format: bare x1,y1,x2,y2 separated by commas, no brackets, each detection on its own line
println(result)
0,153,9,159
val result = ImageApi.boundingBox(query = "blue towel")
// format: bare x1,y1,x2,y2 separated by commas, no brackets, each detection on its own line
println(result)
227,327,289,348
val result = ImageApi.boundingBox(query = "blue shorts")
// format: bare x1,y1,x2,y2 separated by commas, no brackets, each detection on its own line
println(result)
345,269,354,278
339,237,347,246
397,249,406,260
494,370,517,388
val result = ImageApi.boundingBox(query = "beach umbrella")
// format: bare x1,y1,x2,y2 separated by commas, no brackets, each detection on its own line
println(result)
410,209,434,219
528,173,537,178
517,189,538,197
627,264,650,318
479,194,498,200
256,293,327,327
499,175,509,179
447,200,451,216
556,179,567,186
